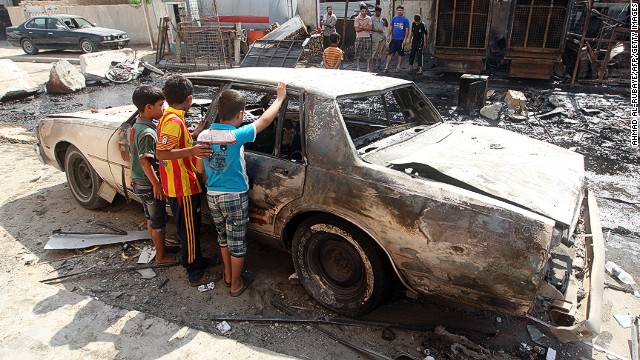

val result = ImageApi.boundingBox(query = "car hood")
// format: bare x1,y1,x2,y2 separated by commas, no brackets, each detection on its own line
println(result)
74,27,126,36
380,123,585,225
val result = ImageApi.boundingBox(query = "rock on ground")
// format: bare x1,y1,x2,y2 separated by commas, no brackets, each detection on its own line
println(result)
480,103,502,120
0,59,39,101
46,60,86,94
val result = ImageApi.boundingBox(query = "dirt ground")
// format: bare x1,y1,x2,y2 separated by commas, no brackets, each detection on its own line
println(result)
1,51,639,359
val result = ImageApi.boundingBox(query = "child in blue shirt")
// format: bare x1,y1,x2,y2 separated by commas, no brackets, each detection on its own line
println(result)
197,82,287,297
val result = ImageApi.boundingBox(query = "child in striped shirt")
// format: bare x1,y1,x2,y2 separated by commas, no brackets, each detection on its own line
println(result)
323,33,344,69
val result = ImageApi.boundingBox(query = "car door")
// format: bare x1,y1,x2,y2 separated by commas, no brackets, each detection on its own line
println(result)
106,115,135,201
24,18,48,46
46,18,74,49
228,85,307,235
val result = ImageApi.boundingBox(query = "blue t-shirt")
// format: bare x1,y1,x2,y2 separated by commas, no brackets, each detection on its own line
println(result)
203,123,256,193
391,15,410,40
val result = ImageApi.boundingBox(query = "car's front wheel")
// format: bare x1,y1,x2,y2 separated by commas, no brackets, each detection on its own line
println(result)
80,38,96,54
292,215,392,317
21,38,39,55
64,145,108,209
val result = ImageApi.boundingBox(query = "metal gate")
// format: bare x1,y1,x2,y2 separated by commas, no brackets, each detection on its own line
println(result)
434,0,492,73
506,0,572,78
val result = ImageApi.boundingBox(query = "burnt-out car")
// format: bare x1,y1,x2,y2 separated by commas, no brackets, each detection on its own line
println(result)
34,68,603,342
5,14,129,54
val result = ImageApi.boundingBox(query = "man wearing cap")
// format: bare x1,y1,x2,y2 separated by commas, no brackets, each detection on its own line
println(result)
354,3,372,71
408,14,428,75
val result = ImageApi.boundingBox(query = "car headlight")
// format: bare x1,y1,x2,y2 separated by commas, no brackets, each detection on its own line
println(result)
102,35,112,41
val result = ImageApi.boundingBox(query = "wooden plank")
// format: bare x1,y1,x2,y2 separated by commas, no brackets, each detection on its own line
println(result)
524,0,535,48
542,1,553,48
467,0,475,48
451,0,457,48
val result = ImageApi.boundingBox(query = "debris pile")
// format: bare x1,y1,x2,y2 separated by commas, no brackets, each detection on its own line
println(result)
423,326,491,359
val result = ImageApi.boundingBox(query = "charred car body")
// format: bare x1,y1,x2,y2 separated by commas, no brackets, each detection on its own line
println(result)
34,68,603,342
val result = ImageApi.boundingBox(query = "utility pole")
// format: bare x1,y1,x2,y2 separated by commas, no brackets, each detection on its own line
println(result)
142,0,156,49
342,0,349,44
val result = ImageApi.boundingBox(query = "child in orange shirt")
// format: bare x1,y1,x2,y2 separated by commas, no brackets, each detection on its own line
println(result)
323,33,344,69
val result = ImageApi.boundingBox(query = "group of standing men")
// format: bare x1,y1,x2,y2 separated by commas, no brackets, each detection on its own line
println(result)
320,4,429,74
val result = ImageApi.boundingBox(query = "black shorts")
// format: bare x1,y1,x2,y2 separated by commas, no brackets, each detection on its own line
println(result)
133,182,167,230
388,39,405,56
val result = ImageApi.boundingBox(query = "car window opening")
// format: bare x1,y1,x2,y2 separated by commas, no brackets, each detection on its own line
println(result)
221,87,304,162
337,86,441,150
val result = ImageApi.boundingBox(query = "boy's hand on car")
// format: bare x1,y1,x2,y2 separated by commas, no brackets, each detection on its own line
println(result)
191,144,213,158
152,183,164,200
276,82,287,101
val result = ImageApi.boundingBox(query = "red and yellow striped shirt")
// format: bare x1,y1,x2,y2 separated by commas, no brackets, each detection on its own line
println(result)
156,107,202,197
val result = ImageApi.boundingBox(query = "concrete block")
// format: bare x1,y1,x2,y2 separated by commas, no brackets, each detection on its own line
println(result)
480,103,502,121
0,59,39,101
505,90,527,112
46,60,86,94
80,48,134,81
458,74,488,115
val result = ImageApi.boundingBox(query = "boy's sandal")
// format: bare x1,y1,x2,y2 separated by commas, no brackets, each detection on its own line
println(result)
189,271,212,287
416,70,423,75
383,68,389,73
395,68,401,73
230,271,255,297
222,270,231,288
156,253,181,265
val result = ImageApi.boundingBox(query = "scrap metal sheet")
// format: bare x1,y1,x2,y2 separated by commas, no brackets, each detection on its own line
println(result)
45,231,150,250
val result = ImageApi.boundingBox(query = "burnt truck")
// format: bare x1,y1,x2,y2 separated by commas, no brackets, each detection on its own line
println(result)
35,68,603,342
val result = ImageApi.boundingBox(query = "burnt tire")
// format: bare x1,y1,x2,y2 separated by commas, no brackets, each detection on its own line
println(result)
21,38,39,55
64,145,108,209
80,38,96,54
292,215,392,317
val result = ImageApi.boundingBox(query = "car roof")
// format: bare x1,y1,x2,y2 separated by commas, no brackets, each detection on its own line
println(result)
185,67,413,99
31,14,83,19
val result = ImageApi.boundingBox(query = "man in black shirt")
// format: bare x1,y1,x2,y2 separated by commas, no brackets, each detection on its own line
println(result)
408,14,428,75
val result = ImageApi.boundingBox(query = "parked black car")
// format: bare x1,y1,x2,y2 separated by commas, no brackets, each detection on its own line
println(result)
5,14,129,55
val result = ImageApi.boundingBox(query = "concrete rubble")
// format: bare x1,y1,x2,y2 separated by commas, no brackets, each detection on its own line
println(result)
505,90,527,112
46,60,86,94
480,103,502,121
80,48,135,81
0,59,39,101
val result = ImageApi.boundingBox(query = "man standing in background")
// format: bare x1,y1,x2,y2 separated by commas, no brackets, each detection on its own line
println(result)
384,5,410,73
353,4,372,71
321,6,337,49
371,6,387,70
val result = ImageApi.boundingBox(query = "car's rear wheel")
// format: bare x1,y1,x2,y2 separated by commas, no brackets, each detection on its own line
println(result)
64,145,108,209
21,38,39,55
80,38,96,54
292,215,392,317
